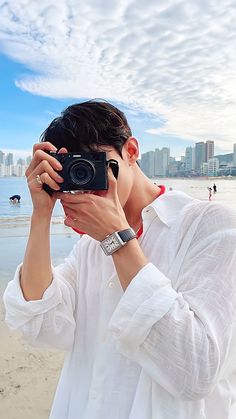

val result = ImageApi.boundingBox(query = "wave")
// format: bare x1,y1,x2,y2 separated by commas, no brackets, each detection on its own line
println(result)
0,215,65,227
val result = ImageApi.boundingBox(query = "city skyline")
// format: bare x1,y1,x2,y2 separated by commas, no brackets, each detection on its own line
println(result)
140,140,236,178
1,140,235,178
1,137,236,165
1,2,236,160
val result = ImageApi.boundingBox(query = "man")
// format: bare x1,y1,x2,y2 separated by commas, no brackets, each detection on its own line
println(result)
9,194,21,203
3,101,236,419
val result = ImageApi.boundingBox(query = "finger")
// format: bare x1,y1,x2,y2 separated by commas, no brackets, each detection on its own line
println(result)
58,147,68,154
28,171,61,192
28,161,64,191
56,192,95,204
33,141,57,155
39,172,61,191
64,216,78,228
26,149,62,176
33,160,64,183
61,204,78,220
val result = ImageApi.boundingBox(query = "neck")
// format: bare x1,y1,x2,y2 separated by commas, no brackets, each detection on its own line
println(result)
123,167,161,231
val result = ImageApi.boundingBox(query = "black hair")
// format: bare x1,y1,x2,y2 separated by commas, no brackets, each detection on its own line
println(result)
40,100,132,157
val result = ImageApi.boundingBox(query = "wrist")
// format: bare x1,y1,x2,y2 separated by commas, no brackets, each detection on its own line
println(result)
31,210,52,225
100,227,137,256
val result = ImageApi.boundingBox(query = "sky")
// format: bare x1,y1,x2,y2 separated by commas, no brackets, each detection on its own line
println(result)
1,0,236,162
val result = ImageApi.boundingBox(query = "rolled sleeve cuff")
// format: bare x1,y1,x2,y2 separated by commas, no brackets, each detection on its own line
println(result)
3,263,63,328
108,263,177,357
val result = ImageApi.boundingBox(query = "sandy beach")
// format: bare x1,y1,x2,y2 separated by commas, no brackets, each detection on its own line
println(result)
0,213,78,419
0,300,65,419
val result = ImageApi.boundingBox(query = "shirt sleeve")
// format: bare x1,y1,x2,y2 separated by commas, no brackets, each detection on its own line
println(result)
109,203,236,401
3,239,82,351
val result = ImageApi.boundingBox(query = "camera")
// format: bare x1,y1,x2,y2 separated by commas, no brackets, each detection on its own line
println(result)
43,151,119,195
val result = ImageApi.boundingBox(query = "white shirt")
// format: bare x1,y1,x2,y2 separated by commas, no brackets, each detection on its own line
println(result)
3,190,236,419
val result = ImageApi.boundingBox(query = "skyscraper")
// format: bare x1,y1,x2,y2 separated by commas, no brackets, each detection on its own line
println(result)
233,143,236,166
185,146,195,172
140,151,155,177
206,140,214,161
5,153,14,166
154,147,170,176
0,150,4,164
195,142,206,171
208,158,219,177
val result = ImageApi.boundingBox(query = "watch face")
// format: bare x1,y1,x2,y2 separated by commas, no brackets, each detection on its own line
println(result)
103,234,122,253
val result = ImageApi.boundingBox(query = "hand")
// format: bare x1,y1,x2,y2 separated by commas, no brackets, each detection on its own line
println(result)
25,142,66,217
55,168,130,241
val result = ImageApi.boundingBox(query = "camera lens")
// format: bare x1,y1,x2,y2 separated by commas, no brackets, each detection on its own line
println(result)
69,160,95,187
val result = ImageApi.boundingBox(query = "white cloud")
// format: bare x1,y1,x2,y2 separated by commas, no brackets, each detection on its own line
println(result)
1,0,236,148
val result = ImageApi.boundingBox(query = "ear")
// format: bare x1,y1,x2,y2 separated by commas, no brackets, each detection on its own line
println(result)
123,137,139,166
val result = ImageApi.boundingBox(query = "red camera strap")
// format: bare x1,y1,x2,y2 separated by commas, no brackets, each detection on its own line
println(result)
71,184,166,237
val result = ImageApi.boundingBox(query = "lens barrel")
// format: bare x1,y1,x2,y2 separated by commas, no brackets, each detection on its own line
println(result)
69,160,95,186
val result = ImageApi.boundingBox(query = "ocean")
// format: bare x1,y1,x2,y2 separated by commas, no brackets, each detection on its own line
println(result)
1,176,236,219
0,176,236,288
0,177,64,220
0,177,78,288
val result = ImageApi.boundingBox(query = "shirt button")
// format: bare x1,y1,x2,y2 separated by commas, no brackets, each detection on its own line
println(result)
91,390,97,400
108,281,114,288
101,334,107,343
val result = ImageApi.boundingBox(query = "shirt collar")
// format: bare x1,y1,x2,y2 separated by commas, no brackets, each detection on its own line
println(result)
141,190,197,228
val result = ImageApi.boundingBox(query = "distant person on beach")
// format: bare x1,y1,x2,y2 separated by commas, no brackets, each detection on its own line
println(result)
3,100,236,419
9,194,21,203
213,183,217,193
208,186,212,201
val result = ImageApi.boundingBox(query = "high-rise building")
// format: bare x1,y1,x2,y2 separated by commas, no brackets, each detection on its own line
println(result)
185,146,195,172
233,143,236,166
201,162,208,176
12,163,27,177
0,150,5,164
206,140,214,161
208,158,219,177
0,163,5,177
140,151,155,177
5,153,14,166
195,142,206,171
154,147,170,177
17,158,25,165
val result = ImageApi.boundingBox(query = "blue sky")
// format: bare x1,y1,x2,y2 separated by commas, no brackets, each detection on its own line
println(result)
1,0,236,161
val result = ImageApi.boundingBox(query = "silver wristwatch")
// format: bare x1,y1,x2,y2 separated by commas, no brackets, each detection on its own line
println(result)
100,228,137,256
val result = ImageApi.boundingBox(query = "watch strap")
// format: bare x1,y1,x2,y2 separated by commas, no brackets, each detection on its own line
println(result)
100,227,137,256
118,228,137,242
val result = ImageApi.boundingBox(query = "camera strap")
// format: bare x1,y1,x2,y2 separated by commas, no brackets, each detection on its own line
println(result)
107,159,119,179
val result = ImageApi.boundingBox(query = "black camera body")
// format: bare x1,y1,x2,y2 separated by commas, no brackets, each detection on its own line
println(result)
43,151,119,194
